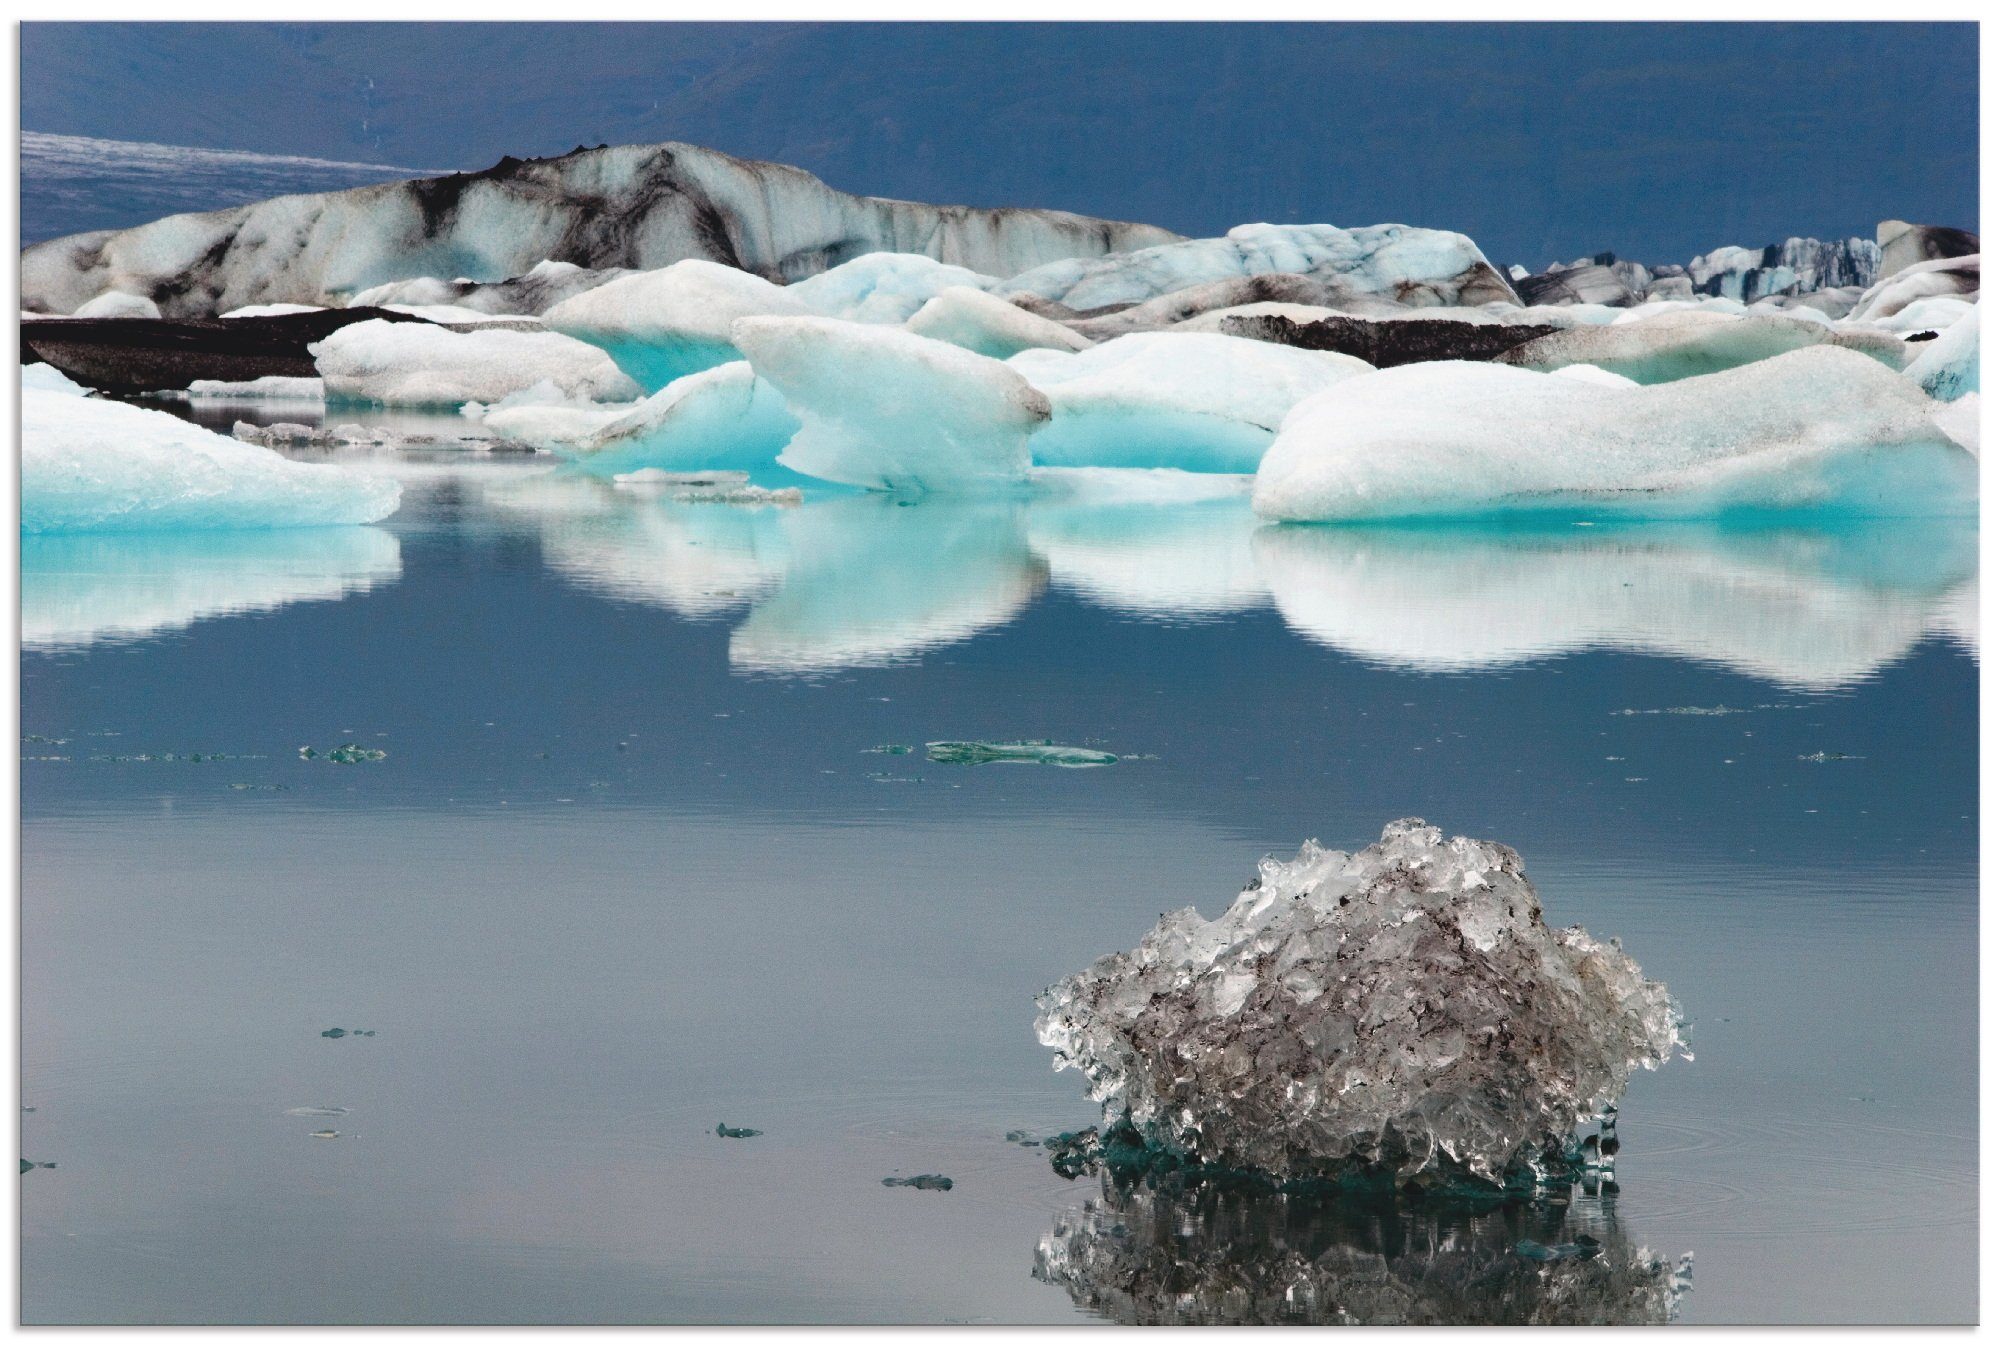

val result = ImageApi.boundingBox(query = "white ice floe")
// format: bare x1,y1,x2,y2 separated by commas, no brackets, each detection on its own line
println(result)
183,375,327,400
1014,332,1370,472
1036,818,1683,1186
789,252,999,324
21,527,401,650
1002,223,1518,312
1498,308,1906,383
22,363,91,396
21,390,401,532
904,285,1091,357
311,319,641,407
218,302,326,318
1869,294,1976,336
553,362,800,478
72,290,161,319
544,259,811,391
1846,253,1981,325
1253,347,1977,522
1906,307,1980,401
734,316,1048,492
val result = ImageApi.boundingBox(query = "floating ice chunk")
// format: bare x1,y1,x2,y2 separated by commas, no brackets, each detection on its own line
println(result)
21,390,401,533
610,470,802,506
1002,223,1517,312
1871,294,1976,336
1016,332,1370,472
184,375,326,400
73,290,161,319
1907,307,1979,401
20,527,401,650
734,317,1048,492
925,740,1118,766
1252,518,1976,690
554,362,800,478
219,302,326,318
1548,364,1638,388
22,363,91,396
715,1123,763,1139
473,399,633,450
1035,1179,1691,1325
544,259,812,391
312,319,639,407
904,285,1090,357
1847,253,1980,325
1498,309,1907,383
1035,819,1684,1188
789,252,999,324
1254,348,1976,522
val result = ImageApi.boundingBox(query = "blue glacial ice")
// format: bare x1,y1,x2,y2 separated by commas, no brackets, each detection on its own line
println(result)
734,316,1048,492
1906,307,1979,401
21,390,403,533
1252,347,1978,523
904,285,1090,358
1013,332,1371,472
548,362,803,479
311,319,640,407
543,259,814,392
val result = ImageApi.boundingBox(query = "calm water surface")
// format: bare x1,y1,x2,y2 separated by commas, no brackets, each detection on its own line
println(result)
19,425,1979,1324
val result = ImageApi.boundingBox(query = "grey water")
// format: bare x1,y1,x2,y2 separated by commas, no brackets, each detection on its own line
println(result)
19,430,1978,1324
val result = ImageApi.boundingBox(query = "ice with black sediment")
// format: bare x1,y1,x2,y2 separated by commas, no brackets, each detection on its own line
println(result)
1034,819,1685,1189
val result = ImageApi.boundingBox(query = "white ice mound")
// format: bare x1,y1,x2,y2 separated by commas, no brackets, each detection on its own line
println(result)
905,285,1090,357
1907,308,1980,402
73,290,162,319
1253,348,1977,523
1036,819,1684,1187
788,252,999,324
1015,332,1370,472
21,390,401,533
734,316,1049,491
555,362,801,477
22,363,91,396
1847,253,1980,325
1497,309,1907,383
312,319,640,407
1002,223,1518,313
543,259,811,391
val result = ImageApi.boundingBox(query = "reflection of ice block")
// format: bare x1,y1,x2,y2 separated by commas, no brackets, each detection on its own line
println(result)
1036,1177,1692,1325
1026,490,1265,618
22,390,400,533
730,496,1040,671
482,472,791,618
1016,332,1368,472
1253,518,1978,689
1254,348,1977,522
1036,820,1682,1188
21,527,400,649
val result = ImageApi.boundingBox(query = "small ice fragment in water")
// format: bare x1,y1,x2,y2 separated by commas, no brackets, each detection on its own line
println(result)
285,1106,349,1116
882,1174,954,1191
925,740,1119,767
320,1028,374,1039
863,744,914,755
1004,1129,1043,1147
21,1159,57,1173
300,743,388,763
715,1123,763,1138
1035,819,1684,1190
308,1130,341,1140
1798,752,1864,763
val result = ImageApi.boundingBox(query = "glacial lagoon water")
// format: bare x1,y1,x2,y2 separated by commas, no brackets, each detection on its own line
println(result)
19,421,1978,1324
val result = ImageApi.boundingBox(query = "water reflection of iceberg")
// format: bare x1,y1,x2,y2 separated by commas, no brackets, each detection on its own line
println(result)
1255,519,1979,689
20,527,401,650
483,471,792,617
1026,491,1266,620
730,496,1042,671
1036,1176,1691,1326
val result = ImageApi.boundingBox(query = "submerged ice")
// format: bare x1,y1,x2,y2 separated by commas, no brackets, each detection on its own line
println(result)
1035,819,1684,1189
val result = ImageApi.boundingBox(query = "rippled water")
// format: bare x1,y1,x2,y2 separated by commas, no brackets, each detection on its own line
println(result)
19,430,1978,1324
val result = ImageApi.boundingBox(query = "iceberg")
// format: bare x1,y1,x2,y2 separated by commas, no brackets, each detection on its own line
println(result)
787,252,999,324
311,318,640,407
1001,223,1518,313
1878,220,1981,281
549,362,801,478
73,290,162,319
20,139,1176,319
1035,819,1684,1189
1846,253,1981,325
1036,1177,1691,1325
543,259,812,391
20,527,401,650
1906,308,1980,401
734,317,1048,492
1253,348,1977,523
1496,309,1907,383
21,390,401,533
903,285,1090,358
1014,332,1370,472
